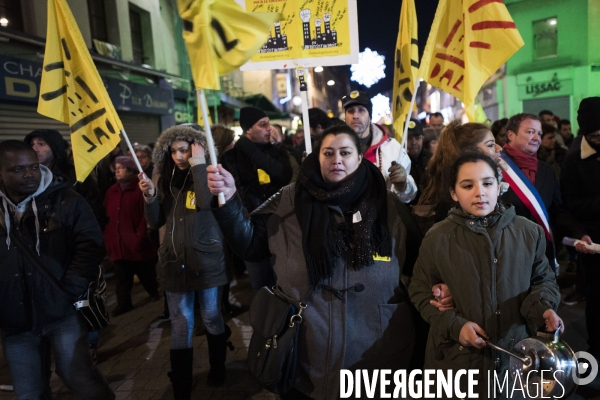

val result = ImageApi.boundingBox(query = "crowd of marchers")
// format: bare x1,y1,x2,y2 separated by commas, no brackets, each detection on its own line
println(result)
0,90,599,400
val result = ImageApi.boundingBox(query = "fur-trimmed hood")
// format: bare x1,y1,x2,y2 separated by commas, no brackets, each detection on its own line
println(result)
152,125,213,172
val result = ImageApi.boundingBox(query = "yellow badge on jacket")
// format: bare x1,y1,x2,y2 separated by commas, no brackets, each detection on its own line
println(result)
373,253,391,262
186,191,196,209
257,169,271,185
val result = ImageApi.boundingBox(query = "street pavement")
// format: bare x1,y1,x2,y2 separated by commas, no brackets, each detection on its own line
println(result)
0,261,599,399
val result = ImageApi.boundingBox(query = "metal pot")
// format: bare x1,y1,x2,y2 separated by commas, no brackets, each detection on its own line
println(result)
485,326,578,398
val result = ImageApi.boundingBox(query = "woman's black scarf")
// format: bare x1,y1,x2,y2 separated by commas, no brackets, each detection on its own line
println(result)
295,152,392,286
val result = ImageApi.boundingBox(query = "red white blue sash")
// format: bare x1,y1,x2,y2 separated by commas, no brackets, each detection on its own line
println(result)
500,153,553,241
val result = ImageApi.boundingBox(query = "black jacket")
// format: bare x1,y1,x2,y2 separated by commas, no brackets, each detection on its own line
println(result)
221,136,292,212
0,183,105,336
501,153,586,264
561,139,600,242
144,164,228,292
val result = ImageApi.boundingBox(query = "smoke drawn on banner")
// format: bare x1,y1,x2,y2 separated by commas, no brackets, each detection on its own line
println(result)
246,0,350,62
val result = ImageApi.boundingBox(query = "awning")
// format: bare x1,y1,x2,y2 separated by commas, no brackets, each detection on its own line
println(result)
240,94,290,120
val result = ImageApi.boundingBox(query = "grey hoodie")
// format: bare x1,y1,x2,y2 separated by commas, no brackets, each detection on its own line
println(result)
0,165,53,254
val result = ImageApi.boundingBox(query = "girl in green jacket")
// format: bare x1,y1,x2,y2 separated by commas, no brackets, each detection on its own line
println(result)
409,152,562,398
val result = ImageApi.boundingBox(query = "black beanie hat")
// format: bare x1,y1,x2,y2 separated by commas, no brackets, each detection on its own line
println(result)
239,107,268,133
24,129,67,165
577,97,600,135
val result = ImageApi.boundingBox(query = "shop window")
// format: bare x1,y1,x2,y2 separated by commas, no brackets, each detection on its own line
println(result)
87,0,108,42
129,5,154,66
533,17,558,60
130,7,144,64
0,0,24,32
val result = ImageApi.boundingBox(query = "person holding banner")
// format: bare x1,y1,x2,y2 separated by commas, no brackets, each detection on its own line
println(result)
500,113,593,269
342,91,417,203
139,125,230,396
207,124,421,399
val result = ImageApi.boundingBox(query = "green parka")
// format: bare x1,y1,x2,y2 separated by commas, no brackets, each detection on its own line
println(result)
409,205,560,397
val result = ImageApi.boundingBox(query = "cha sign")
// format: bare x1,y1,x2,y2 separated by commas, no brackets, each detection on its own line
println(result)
239,0,358,70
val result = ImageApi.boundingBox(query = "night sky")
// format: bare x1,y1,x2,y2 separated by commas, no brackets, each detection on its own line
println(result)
352,0,439,96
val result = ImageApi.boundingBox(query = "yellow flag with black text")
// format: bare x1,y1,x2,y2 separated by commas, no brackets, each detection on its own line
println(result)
418,0,524,120
392,0,419,143
38,0,122,182
177,0,281,90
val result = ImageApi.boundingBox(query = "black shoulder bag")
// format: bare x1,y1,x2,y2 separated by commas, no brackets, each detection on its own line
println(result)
247,285,310,394
8,226,110,332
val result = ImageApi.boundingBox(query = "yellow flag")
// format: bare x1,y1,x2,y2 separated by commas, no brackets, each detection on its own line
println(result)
38,0,122,182
177,0,281,90
392,0,419,143
418,0,524,120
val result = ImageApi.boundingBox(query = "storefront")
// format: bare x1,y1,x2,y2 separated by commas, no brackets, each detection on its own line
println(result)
0,53,177,145
516,68,573,121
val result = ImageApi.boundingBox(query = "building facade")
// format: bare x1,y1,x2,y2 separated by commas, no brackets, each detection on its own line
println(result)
0,0,194,145
487,0,600,131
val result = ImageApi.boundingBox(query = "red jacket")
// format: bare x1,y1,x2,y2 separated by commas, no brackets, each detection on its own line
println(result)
103,177,157,262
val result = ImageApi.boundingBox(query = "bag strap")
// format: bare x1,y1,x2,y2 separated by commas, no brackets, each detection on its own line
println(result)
8,227,72,301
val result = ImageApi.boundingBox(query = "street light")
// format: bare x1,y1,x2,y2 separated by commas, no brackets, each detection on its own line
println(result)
0,18,8,27
327,80,335,86
314,66,324,72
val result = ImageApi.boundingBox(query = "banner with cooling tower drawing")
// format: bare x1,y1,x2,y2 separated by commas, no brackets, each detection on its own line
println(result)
239,0,359,70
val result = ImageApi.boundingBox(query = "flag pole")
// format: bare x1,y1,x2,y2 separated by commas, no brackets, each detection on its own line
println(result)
401,79,420,150
296,67,312,155
300,91,312,155
198,89,226,205
120,128,145,175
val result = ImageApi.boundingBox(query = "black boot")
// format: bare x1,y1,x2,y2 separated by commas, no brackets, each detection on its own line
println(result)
205,325,234,387
168,348,193,400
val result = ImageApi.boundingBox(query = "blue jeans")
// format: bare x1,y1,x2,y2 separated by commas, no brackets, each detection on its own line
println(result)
2,313,114,400
167,287,224,349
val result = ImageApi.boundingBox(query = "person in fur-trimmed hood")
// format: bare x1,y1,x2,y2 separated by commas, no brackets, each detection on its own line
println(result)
138,125,230,398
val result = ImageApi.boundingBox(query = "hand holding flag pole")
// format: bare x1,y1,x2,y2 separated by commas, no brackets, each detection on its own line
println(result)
176,0,280,203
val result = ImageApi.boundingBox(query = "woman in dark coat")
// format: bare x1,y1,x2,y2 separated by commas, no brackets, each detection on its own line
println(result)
138,125,229,398
104,156,159,316
207,125,421,399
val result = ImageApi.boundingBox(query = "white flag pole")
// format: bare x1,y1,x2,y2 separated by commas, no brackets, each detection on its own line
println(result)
120,128,144,175
198,89,226,205
296,67,312,155
300,92,312,155
401,79,421,150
